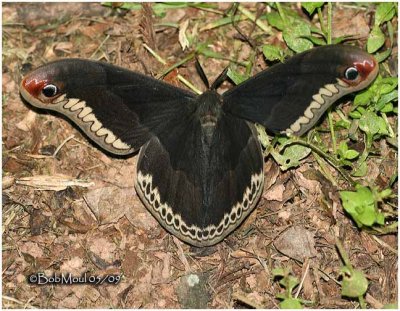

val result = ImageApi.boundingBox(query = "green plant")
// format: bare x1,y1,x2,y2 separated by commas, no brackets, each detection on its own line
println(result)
339,185,390,228
336,239,369,308
273,267,303,309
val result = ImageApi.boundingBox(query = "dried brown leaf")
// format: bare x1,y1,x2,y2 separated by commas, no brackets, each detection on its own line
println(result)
274,226,317,261
85,187,132,224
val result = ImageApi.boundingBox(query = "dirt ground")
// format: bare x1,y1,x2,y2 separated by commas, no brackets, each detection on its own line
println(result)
2,2,397,308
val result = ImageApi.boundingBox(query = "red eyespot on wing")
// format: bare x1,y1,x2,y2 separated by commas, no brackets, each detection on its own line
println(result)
354,58,377,81
342,55,378,87
21,76,49,98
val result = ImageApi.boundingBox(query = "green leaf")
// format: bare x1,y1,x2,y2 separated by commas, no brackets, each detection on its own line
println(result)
376,213,385,225
352,162,368,177
198,48,225,59
354,88,373,107
338,140,348,153
285,275,300,293
337,141,359,162
377,92,396,112
266,11,285,31
272,143,311,170
375,2,396,26
339,185,386,228
262,44,285,62
388,21,394,46
335,119,351,130
227,68,249,85
200,15,244,31
272,268,286,277
300,35,327,46
283,21,313,53
349,110,362,119
341,267,369,298
368,27,386,53
377,89,398,107
374,48,392,63
367,25,385,53
302,2,324,15
359,111,389,137
380,102,394,113
379,77,398,94
345,149,359,160
255,124,270,149
279,298,303,309
332,35,354,45
379,188,392,200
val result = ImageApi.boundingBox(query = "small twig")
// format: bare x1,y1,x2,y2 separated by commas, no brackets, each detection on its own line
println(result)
158,51,196,78
232,292,265,309
327,111,337,155
295,258,310,299
335,238,352,269
143,43,166,65
2,295,37,309
143,43,201,94
327,2,332,45
317,7,326,36
53,135,75,158
381,112,395,138
173,236,191,273
365,293,384,309
371,235,398,254
237,5,273,34
288,136,356,187
90,34,110,59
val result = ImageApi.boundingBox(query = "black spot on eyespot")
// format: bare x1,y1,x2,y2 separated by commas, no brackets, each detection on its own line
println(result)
154,200,160,209
42,84,58,97
197,231,202,239
203,229,209,237
150,193,155,202
189,229,196,237
141,179,147,189
217,224,223,234
145,183,151,195
249,192,254,201
174,218,180,227
210,228,216,236
181,225,188,233
237,208,242,218
244,199,249,208
161,208,166,217
166,213,173,223
230,213,236,222
344,67,359,80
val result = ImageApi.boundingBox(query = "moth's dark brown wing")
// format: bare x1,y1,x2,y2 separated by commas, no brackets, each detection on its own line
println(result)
223,45,378,136
20,59,196,154
135,113,264,247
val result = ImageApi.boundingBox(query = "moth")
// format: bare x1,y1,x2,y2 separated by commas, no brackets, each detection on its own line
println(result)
20,45,378,247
